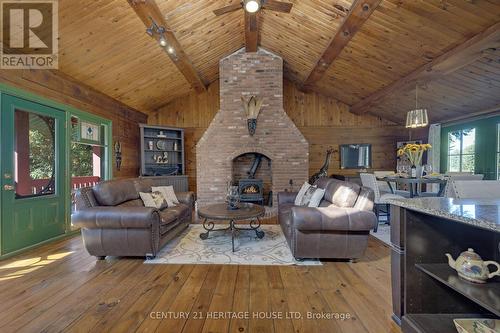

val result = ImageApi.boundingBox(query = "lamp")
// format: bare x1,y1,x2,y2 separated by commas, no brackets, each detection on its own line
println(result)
244,0,261,13
405,85,429,129
406,109,429,128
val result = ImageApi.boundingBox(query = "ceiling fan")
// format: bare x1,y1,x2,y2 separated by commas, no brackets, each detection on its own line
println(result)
214,0,293,52
213,0,293,16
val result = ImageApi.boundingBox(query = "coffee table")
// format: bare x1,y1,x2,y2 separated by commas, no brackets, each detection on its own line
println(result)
198,203,265,252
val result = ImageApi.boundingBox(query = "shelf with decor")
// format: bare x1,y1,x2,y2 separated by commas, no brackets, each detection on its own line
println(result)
139,124,186,183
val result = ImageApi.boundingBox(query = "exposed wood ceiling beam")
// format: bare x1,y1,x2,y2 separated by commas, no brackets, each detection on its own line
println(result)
301,0,382,90
245,11,259,52
350,21,500,115
127,0,206,93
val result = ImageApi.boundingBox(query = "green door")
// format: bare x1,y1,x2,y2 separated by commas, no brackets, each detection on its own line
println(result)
1,94,67,254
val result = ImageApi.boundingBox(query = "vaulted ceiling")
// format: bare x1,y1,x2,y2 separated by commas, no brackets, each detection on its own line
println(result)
57,0,500,124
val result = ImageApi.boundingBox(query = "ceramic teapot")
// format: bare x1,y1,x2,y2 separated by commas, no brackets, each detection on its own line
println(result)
445,248,500,284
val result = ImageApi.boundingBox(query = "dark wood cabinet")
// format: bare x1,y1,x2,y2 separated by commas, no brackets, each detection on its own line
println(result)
390,204,500,333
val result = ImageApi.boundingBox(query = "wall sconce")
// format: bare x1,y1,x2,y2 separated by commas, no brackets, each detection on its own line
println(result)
114,141,122,171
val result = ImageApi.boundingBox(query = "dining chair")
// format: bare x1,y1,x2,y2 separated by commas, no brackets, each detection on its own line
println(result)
444,174,484,198
452,180,500,199
373,171,411,198
360,173,406,232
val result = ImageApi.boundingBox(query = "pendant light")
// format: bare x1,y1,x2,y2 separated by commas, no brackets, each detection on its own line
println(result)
405,84,429,129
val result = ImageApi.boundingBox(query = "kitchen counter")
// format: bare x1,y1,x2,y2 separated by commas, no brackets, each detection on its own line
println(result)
387,197,500,233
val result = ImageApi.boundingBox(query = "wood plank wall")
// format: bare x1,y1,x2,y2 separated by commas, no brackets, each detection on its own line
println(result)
0,69,148,179
150,80,427,192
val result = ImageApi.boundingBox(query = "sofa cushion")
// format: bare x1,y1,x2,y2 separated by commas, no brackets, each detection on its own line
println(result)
324,179,361,208
158,203,190,235
159,203,190,222
117,199,144,207
93,179,138,206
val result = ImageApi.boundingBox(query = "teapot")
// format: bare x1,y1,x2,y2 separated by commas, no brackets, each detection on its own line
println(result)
445,248,500,284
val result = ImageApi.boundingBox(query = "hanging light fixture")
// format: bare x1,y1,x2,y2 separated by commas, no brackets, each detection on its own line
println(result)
244,0,261,13
406,84,429,129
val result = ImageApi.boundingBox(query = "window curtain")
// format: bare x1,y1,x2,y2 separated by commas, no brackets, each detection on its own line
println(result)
427,123,441,192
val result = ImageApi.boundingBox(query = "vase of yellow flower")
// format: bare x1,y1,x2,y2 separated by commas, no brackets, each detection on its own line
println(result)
397,143,432,178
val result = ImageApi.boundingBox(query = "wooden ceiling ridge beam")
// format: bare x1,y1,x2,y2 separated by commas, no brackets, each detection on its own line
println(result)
127,0,206,93
300,0,383,90
245,11,259,52
350,21,500,115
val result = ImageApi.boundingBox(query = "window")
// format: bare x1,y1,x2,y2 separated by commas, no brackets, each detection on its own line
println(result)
14,109,56,198
447,128,475,173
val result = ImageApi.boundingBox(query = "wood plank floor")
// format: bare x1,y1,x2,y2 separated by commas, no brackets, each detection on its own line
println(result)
0,233,401,333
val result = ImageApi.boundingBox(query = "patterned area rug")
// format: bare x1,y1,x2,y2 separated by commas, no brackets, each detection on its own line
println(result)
145,225,321,266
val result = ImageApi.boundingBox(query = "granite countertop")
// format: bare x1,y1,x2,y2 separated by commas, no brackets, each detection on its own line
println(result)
388,197,500,233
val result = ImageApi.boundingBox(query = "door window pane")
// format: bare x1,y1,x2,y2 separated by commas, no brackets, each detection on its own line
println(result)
14,110,56,197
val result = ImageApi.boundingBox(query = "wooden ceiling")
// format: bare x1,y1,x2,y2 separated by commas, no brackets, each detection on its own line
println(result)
55,0,499,122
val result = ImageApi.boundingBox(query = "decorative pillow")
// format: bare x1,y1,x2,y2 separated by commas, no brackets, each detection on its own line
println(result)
152,186,179,207
308,188,326,207
139,191,168,209
300,186,318,206
295,182,312,205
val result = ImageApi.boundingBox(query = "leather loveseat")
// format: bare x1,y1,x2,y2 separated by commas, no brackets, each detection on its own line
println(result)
72,178,194,259
278,177,377,260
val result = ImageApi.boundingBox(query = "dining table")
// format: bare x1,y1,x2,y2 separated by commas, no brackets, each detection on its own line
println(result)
376,176,448,198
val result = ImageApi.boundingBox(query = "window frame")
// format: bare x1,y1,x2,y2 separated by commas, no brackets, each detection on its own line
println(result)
446,128,476,173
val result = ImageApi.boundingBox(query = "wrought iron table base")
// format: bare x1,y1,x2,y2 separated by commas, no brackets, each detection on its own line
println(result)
199,218,265,252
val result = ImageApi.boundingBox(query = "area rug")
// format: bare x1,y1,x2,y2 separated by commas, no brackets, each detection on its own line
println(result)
145,225,321,266
370,223,391,246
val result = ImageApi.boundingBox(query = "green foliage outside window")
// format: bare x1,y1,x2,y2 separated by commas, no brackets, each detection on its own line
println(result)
71,143,94,177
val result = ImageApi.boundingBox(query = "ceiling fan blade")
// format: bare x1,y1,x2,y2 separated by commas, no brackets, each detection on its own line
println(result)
213,3,243,16
262,0,293,13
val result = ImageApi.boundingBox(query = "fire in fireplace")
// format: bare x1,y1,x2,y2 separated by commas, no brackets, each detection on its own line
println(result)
239,179,264,205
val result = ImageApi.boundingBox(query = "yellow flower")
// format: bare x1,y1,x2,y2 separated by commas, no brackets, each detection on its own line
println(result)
397,149,404,156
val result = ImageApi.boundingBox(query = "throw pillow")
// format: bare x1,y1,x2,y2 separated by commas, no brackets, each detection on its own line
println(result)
139,191,168,209
308,188,326,207
295,182,312,205
300,185,318,206
152,186,179,207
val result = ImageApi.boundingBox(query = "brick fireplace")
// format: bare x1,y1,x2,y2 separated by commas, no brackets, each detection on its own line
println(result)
196,48,309,207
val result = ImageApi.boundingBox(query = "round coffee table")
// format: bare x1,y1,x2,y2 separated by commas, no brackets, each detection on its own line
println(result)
198,203,266,252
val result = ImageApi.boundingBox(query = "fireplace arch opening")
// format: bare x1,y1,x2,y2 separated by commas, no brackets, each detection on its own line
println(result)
231,152,272,206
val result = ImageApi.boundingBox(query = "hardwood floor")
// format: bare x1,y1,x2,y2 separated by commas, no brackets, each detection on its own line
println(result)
0,233,401,333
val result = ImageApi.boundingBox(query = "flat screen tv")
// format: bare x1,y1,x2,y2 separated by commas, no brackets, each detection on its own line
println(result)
340,144,372,169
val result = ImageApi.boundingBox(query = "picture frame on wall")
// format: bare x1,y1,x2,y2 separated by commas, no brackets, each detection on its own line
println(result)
81,121,100,142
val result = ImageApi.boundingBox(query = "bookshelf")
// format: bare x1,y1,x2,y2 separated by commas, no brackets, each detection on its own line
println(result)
139,124,185,177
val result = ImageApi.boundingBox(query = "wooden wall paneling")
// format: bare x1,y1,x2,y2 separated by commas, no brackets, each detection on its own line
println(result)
0,69,147,179
152,80,421,191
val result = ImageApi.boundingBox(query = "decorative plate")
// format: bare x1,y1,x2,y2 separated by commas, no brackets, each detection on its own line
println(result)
156,140,167,150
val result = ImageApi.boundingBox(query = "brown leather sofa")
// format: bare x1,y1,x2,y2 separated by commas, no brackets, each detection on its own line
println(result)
278,177,377,260
72,178,194,259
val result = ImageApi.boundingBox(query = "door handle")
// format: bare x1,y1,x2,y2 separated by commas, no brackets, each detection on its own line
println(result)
3,185,14,191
